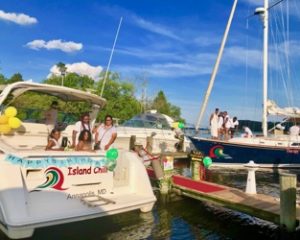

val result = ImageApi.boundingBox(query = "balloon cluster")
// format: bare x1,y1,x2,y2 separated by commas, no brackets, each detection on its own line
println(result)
171,122,185,129
105,148,119,171
0,107,22,134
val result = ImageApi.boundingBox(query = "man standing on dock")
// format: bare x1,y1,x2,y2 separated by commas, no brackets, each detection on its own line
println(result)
210,108,219,139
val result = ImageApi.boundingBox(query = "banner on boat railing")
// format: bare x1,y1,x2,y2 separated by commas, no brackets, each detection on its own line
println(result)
4,154,116,169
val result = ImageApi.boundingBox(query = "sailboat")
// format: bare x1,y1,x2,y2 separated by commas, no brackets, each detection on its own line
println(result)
190,0,300,168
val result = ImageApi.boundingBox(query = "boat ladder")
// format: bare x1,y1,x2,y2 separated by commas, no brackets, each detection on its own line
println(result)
80,194,116,208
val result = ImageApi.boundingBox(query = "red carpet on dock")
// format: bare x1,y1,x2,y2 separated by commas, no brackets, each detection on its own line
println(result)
172,175,225,193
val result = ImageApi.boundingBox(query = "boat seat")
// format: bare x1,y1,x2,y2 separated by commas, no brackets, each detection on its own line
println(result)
16,122,49,136
0,123,76,150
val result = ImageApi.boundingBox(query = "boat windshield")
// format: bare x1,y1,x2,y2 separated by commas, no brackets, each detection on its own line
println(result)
122,113,171,130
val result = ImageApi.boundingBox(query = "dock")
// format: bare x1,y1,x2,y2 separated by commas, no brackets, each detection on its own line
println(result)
171,174,300,225
146,153,300,233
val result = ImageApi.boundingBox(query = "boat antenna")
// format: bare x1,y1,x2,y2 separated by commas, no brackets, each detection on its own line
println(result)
195,0,238,130
100,17,123,97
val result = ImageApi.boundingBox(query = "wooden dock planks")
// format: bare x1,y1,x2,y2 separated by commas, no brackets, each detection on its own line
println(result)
171,175,300,225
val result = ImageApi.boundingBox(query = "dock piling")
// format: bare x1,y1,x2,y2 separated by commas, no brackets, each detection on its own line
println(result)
280,173,297,232
244,161,259,195
191,152,204,181
129,135,136,150
146,136,153,154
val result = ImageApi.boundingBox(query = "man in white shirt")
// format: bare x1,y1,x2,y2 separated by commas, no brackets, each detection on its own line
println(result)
230,117,239,138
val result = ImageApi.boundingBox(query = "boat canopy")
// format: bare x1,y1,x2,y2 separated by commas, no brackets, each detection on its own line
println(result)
0,82,106,107
267,100,300,117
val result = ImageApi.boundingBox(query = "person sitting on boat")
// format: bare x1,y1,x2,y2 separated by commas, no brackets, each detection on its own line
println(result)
217,112,224,139
275,123,285,131
44,101,58,133
72,113,91,148
76,130,93,151
289,125,300,136
210,108,219,139
230,117,239,138
94,115,117,150
241,126,253,138
45,129,64,151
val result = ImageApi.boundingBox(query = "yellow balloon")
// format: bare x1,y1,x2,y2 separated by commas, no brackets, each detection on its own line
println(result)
0,115,8,124
0,124,11,134
171,122,179,129
5,107,17,118
8,117,21,129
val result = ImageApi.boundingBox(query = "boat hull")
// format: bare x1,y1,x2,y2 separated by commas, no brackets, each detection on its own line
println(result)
189,137,300,168
0,151,156,239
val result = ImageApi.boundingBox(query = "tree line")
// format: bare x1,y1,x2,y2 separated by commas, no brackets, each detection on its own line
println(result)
0,64,184,123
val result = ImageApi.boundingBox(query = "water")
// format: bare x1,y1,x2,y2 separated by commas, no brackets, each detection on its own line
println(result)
1,164,299,240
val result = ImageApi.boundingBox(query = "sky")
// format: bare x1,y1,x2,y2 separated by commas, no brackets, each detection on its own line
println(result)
1,0,300,126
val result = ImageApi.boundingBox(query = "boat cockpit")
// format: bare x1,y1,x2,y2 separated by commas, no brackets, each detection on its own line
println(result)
0,82,106,152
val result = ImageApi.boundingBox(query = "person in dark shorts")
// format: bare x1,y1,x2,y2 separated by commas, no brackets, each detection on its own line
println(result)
230,117,239,138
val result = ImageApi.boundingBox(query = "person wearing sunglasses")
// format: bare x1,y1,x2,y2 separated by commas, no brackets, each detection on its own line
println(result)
94,115,117,150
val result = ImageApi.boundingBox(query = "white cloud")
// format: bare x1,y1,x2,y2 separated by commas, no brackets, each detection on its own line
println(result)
132,16,182,41
48,62,103,80
115,61,212,78
0,10,37,25
26,39,83,53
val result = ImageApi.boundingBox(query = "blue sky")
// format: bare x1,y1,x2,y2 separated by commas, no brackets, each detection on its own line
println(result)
1,0,300,126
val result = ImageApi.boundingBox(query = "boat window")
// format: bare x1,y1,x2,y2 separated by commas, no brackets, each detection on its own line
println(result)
291,142,300,146
122,113,171,130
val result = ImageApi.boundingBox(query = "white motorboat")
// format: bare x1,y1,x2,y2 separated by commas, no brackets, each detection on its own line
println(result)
115,111,193,153
0,82,156,239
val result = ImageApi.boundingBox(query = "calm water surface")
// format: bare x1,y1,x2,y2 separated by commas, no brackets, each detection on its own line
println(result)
1,163,299,240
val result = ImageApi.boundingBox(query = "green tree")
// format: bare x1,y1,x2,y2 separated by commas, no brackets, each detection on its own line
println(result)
45,73,94,90
152,91,170,115
7,73,23,83
151,90,184,121
95,71,140,121
56,62,67,76
0,74,6,84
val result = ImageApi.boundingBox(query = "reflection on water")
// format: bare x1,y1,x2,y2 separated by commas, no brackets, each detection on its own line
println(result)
1,165,299,240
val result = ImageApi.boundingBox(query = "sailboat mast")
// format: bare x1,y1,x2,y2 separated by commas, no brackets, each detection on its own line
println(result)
195,0,238,130
262,0,269,137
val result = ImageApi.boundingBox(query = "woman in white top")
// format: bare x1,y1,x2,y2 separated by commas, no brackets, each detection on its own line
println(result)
210,108,219,139
72,113,91,148
95,115,117,150
45,129,63,151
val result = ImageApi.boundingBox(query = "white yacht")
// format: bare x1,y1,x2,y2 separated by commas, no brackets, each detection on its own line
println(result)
0,82,156,239
115,111,193,153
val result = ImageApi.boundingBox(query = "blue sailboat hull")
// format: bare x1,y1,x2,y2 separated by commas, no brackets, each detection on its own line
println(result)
189,137,300,167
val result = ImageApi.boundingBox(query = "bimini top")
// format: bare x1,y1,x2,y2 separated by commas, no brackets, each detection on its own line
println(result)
0,82,106,107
